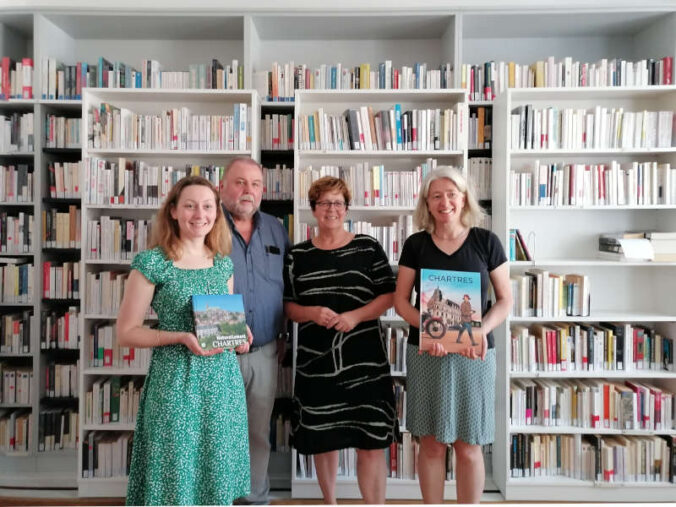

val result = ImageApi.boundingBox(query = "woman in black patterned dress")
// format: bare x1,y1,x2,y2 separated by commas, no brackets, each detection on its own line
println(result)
283,176,398,504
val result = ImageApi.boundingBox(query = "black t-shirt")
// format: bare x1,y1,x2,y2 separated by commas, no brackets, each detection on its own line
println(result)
398,227,507,348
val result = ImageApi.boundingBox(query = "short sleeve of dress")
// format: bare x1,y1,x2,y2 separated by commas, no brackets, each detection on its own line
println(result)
486,230,508,272
368,237,395,296
283,250,296,303
398,232,421,271
130,248,168,285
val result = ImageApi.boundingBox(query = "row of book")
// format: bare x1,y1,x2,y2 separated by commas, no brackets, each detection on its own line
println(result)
85,271,128,316
43,115,81,149
255,61,455,102
44,362,78,399
43,206,81,249
269,413,291,452
263,165,293,200
84,376,143,425
81,430,133,479
0,57,33,100
41,308,80,350
0,262,32,303
462,56,674,102
87,324,152,371
299,215,414,263
510,161,676,208
0,212,33,253
510,106,675,151
0,112,34,153
0,164,32,203
38,409,78,452
47,161,82,199
83,158,223,206
468,106,492,149
261,113,294,150
86,217,150,261
385,325,408,375
0,311,32,354
468,157,492,201
298,159,438,208
511,270,591,318
41,57,243,100
394,383,406,430
42,261,80,300
299,104,467,152
0,410,31,453
510,323,674,372
88,103,251,151
510,379,674,430
510,433,675,483
508,229,532,262
1,365,32,404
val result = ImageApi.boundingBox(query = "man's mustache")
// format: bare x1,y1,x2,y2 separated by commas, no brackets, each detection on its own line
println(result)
239,195,255,203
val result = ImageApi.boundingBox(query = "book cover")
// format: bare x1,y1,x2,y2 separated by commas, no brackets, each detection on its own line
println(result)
420,269,483,356
191,294,247,351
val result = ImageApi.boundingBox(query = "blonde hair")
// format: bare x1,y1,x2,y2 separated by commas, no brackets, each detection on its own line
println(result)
413,166,485,233
150,175,232,260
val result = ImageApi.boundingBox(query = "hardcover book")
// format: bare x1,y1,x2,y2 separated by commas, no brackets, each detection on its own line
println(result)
191,294,247,351
420,268,483,356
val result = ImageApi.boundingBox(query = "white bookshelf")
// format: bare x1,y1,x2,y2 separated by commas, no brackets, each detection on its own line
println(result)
291,88,468,499
76,87,259,497
492,86,676,501
0,3,674,501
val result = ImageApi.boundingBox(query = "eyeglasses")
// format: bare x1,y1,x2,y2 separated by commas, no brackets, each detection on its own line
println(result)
315,200,347,209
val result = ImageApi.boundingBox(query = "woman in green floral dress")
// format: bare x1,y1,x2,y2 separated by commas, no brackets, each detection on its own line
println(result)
117,176,252,505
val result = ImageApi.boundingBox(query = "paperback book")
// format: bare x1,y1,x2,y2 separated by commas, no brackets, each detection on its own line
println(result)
420,268,483,356
191,294,247,350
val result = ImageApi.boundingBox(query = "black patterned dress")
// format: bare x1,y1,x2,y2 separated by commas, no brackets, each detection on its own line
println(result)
283,235,398,454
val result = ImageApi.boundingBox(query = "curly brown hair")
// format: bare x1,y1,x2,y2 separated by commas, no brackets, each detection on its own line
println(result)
308,176,351,210
150,175,232,260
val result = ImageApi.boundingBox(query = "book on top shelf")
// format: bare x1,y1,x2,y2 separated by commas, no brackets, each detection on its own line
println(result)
420,269,483,357
191,294,247,351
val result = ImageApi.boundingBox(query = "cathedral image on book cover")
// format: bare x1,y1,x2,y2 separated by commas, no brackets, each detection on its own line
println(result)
420,268,483,356
191,294,247,350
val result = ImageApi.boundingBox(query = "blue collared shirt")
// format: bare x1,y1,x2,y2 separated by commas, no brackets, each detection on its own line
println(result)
224,208,290,347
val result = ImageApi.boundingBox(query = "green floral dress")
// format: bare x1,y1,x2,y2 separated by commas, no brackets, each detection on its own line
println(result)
126,247,250,506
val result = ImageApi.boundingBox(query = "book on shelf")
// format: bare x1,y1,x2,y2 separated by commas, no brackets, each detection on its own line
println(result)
299,103,467,152
510,322,674,373
0,112,34,153
44,362,78,398
42,261,80,300
0,311,32,353
0,164,33,203
509,229,532,261
0,57,33,100
44,116,81,149
88,103,251,152
0,410,32,453
256,60,454,101
81,430,133,479
42,206,81,249
85,377,143,427
191,294,247,351
463,56,674,102
1,366,32,404
41,308,80,350
419,268,483,357
510,432,675,483
38,409,78,452
510,106,673,151
511,160,675,207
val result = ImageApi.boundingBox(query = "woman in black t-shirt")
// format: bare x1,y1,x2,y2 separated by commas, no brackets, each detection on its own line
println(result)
394,166,511,504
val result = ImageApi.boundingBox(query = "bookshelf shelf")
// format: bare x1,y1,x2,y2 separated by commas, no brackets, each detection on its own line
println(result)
494,83,676,500
83,368,147,376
